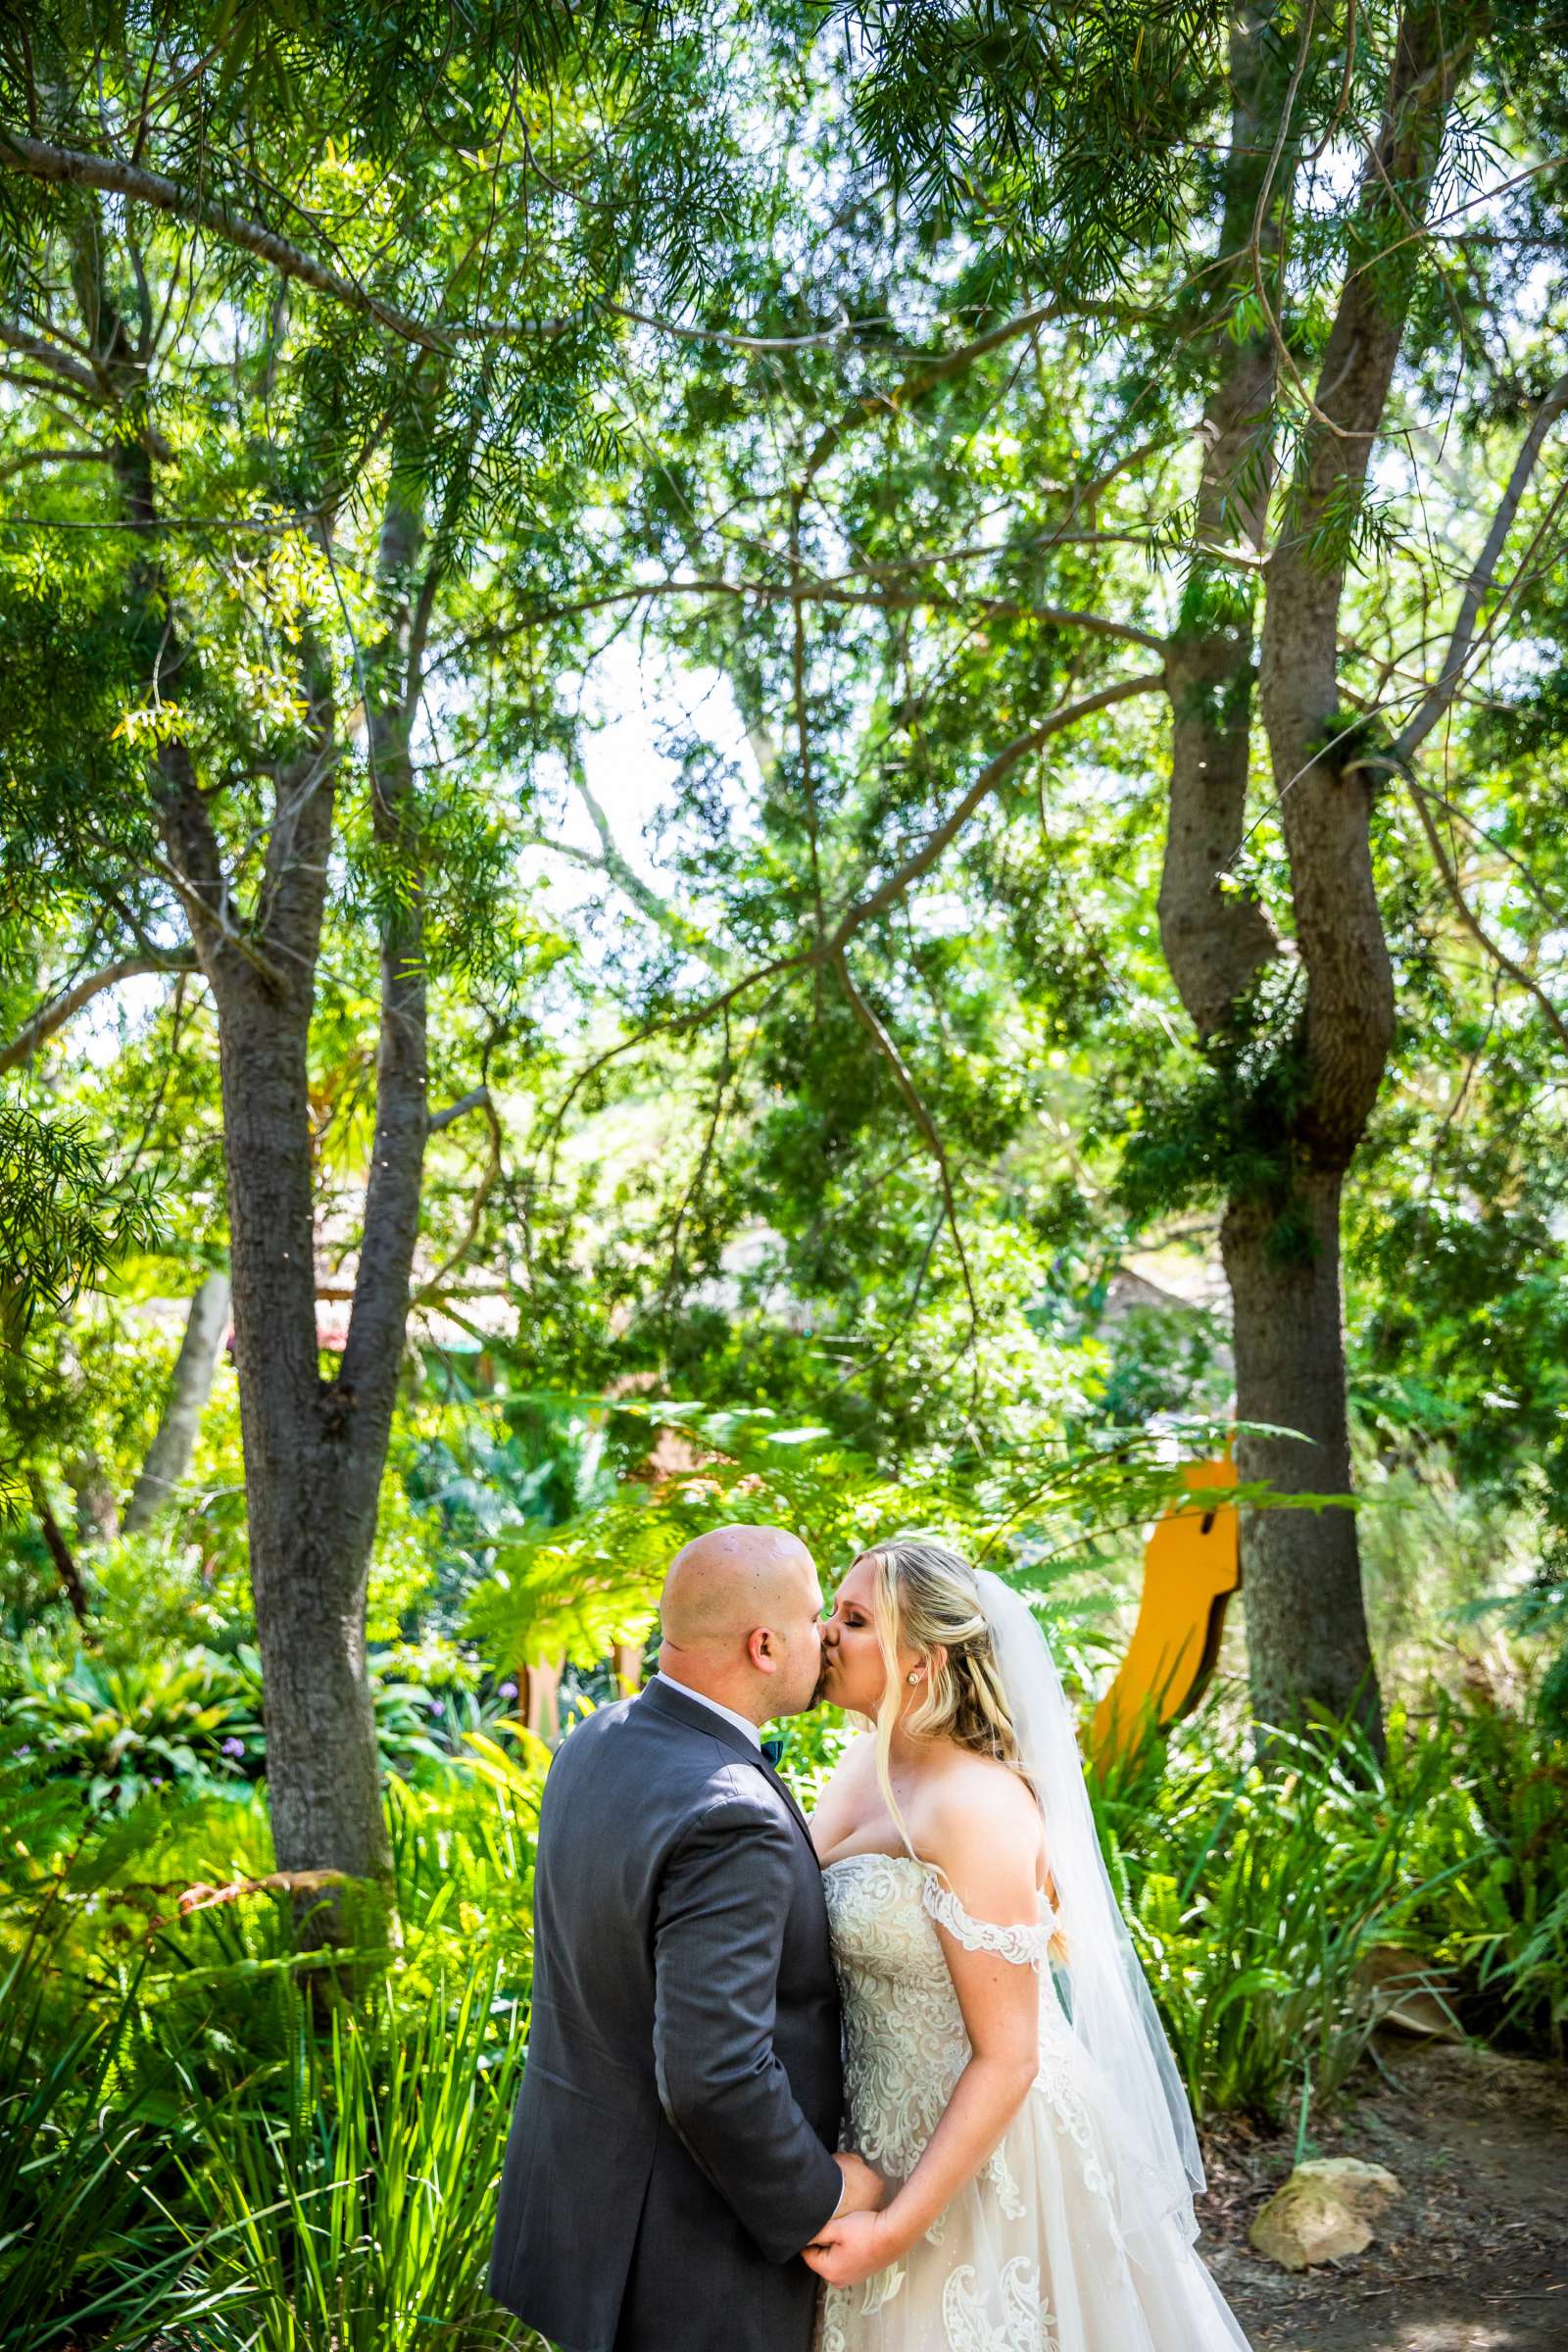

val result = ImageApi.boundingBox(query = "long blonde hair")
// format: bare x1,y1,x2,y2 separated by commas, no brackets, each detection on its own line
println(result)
859,1537,1034,1859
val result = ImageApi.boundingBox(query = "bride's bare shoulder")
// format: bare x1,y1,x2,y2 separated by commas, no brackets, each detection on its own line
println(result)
919,1750,1043,1870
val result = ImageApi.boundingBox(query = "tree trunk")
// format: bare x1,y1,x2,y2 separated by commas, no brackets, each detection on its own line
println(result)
218,967,397,1916
66,1454,120,1544
1222,1172,1381,1733
30,1475,89,1625
93,328,390,1932
122,1271,230,1532
1157,2,1284,1038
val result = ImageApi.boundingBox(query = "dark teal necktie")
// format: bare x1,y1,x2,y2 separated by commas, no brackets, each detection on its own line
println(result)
760,1734,787,1768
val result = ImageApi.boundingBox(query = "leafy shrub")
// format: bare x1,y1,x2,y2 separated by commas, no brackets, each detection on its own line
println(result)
1093,1711,1483,2124
0,1928,243,2351
6,1646,264,1810
2,1642,498,1812
170,1957,528,2352
1400,1698,1568,2057
0,1751,545,2346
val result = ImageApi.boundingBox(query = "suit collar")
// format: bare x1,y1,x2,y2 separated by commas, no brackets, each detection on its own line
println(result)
636,1671,760,1753
634,1679,814,1842
650,1669,761,1749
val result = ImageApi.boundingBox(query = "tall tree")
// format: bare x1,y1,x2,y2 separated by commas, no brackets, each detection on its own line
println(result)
0,2,738,1932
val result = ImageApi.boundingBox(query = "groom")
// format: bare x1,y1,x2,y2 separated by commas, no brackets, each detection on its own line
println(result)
488,1523,881,2352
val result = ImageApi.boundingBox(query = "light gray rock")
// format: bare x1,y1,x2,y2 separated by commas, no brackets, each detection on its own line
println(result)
1249,2157,1403,2272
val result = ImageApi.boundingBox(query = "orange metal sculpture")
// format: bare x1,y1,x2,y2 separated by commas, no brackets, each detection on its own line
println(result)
1089,1456,1240,1767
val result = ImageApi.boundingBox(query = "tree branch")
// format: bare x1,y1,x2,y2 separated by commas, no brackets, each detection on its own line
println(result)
800,296,1153,489
508,571,1167,654
611,294,1152,365
428,1085,492,1133
0,315,103,402
833,949,981,1352
566,745,725,963
415,1089,504,1303
0,443,112,479
71,217,246,986
1392,372,1568,762
338,463,432,1411
0,127,457,354
1256,0,1469,1158
29,1474,88,1626
535,669,1166,1146
1159,9,1286,1044
833,670,1168,941
254,629,338,971
1406,780,1568,1056
0,951,197,1072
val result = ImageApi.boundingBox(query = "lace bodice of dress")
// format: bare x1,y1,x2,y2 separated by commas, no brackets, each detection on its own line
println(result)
821,1852,1092,2213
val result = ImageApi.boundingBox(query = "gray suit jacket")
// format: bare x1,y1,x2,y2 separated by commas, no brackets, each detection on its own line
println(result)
487,1677,844,2352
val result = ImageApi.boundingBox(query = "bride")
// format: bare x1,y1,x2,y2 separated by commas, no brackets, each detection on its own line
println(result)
804,1538,1252,2352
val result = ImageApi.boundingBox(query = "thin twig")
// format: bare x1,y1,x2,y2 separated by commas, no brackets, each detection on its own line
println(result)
833,950,982,1358
1405,781,1568,1055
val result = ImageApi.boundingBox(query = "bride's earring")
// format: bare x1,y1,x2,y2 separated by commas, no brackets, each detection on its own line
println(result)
907,1670,921,1684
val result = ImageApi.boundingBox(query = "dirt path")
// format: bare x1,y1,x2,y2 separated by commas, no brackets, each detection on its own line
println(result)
1195,2035,1568,2352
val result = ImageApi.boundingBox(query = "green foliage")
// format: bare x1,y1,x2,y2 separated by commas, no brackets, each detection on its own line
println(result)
0,1742,546,2341
1110,965,1314,1245
172,1955,528,2352
1093,1693,1568,2119
2,1629,1565,2342
0,1932,245,2351
464,1396,1268,1675
2,1641,495,1813
0,1102,160,1338
0,0,1565,2323
1100,1712,1482,2119
5,1645,265,1811
1402,1699,1568,2055
831,0,1229,287
0,547,155,881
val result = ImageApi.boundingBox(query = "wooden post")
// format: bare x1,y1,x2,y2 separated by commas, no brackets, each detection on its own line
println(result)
523,1659,563,1745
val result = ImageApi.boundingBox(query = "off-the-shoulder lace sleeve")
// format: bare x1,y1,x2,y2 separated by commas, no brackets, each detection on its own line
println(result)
919,1866,1053,1966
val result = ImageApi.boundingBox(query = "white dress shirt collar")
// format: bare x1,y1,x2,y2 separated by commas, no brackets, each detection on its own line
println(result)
653,1670,762,1750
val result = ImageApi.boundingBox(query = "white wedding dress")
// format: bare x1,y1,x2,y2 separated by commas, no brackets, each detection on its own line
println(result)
814,1851,1252,2352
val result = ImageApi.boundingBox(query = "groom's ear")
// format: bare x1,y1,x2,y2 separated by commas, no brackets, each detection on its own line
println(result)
747,1625,775,1672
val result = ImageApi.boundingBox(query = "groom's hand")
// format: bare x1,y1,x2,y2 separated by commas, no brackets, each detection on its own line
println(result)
803,2210,892,2288
828,2151,885,2218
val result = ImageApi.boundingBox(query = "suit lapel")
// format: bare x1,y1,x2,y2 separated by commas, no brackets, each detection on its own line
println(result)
636,1680,817,1853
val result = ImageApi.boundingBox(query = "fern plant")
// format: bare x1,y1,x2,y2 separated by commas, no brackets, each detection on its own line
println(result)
171,1956,529,2352
0,1931,244,2350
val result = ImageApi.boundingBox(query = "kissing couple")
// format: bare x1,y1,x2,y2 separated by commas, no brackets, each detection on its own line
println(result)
488,1525,1253,2352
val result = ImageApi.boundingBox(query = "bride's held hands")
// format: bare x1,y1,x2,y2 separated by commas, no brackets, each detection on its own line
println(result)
803,2208,898,2288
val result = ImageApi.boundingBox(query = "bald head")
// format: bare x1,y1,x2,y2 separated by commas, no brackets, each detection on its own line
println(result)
662,1523,815,1651
658,1523,826,1725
